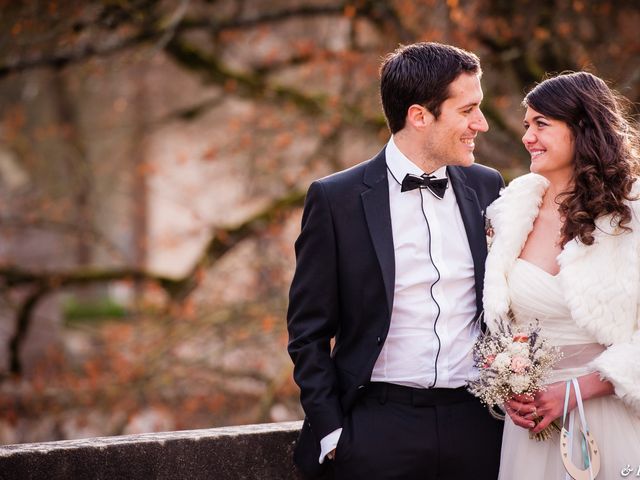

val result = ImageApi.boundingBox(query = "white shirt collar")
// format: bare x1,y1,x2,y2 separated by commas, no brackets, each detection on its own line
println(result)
385,136,448,188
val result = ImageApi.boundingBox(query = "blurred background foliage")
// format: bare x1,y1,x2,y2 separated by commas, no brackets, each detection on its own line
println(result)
0,0,638,444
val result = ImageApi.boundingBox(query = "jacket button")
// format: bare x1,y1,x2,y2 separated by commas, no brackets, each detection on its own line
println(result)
376,336,382,345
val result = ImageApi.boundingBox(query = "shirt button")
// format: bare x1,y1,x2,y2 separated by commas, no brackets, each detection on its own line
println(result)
376,337,382,345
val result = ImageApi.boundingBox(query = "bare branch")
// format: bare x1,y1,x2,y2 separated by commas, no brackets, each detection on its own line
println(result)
0,187,307,376
1,216,130,263
168,188,306,300
8,286,48,376
152,0,192,52
0,33,150,78
178,4,348,32
0,4,349,78
164,38,384,130
0,265,178,290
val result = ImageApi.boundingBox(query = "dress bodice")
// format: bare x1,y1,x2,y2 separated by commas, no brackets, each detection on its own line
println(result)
507,259,604,381
508,259,597,345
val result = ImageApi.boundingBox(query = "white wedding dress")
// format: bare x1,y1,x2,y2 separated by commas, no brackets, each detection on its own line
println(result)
498,258,640,480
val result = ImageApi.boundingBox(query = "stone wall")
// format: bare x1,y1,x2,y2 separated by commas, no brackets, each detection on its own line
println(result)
0,421,315,480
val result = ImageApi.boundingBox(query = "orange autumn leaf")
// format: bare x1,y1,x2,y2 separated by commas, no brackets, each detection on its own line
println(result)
180,299,196,319
274,132,292,148
262,315,275,333
294,40,315,56
236,328,250,341
343,5,356,18
557,22,572,37
224,78,238,93
208,394,226,411
534,27,550,40
136,161,157,175
195,267,205,285
202,146,218,162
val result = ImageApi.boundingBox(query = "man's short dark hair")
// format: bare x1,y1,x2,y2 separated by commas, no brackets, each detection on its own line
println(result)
380,42,481,134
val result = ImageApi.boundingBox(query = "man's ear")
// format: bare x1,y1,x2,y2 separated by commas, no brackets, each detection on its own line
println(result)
406,104,434,130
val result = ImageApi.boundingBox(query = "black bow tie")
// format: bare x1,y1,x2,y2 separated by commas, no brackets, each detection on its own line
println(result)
400,173,448,199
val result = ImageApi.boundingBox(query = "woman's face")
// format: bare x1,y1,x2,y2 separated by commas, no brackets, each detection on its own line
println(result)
522,106,574,180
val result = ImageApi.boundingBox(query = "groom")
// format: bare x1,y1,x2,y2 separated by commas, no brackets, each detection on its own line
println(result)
287,42,504,479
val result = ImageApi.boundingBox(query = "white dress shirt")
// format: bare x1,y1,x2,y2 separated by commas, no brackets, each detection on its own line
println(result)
319,137,480,462
371,136,479,387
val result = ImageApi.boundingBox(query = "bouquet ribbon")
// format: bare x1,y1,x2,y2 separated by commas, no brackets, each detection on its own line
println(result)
560,378,600,480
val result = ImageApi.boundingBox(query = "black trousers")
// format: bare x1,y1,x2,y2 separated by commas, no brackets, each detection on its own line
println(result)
331,383,503,480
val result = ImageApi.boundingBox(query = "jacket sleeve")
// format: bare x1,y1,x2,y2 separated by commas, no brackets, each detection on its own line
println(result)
287,180,343,441
590,205,640,417
591,329,640,416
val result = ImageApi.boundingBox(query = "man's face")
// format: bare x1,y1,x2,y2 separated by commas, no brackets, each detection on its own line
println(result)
422,73,488,168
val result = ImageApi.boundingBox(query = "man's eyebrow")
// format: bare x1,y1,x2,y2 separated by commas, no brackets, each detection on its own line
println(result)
458,99,482,110
458,100,481,109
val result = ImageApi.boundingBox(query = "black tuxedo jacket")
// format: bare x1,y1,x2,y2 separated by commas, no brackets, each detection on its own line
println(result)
287,148,504,477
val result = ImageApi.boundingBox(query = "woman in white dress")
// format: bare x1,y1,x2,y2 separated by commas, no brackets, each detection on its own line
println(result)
483,71,640,479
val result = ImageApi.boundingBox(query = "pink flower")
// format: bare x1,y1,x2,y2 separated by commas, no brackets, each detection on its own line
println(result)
510,356,531,374
483,354,496,368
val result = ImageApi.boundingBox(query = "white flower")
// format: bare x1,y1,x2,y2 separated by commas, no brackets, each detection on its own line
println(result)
491,352,511,371
533,348,547,361
508,341,529,356
508,374,530,393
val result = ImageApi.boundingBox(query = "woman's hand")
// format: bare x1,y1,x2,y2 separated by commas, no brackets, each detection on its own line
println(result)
530,372,614,434
503,394,537,429
530,381,571,433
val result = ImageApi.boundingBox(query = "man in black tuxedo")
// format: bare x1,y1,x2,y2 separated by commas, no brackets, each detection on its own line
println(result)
287,42,504,480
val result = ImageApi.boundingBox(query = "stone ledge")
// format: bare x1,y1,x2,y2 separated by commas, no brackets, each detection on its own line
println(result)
0,420,305,480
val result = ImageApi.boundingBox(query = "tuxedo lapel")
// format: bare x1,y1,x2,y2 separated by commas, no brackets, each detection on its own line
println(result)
362,150,395,313
448,166,486,315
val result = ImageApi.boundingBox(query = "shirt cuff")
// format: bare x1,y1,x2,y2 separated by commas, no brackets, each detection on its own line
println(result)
319,428,342,464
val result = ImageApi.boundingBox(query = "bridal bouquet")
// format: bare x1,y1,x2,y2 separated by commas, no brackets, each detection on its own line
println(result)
467,317,562,440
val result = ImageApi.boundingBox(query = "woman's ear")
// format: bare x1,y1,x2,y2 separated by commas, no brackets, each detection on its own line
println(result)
406,104,434,130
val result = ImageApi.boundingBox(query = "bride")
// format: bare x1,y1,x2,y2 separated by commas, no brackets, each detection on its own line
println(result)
483,71,640,479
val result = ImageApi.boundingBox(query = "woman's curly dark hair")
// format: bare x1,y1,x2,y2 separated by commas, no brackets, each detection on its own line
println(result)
524,71,640,246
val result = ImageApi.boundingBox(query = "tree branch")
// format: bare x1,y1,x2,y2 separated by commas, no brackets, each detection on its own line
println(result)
0,188,307,376
7,286,49,376
168,188,306,300
178,4,348,32
0,4,350,78
164,38,385,130
1,216,130,262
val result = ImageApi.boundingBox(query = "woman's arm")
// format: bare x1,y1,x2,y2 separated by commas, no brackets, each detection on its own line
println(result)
590,330,640,416
504,372,614,432
529,373,614,433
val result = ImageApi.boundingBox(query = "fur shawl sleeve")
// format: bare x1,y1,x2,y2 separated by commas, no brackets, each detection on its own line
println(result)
588,188,640,416
591,332,640,415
